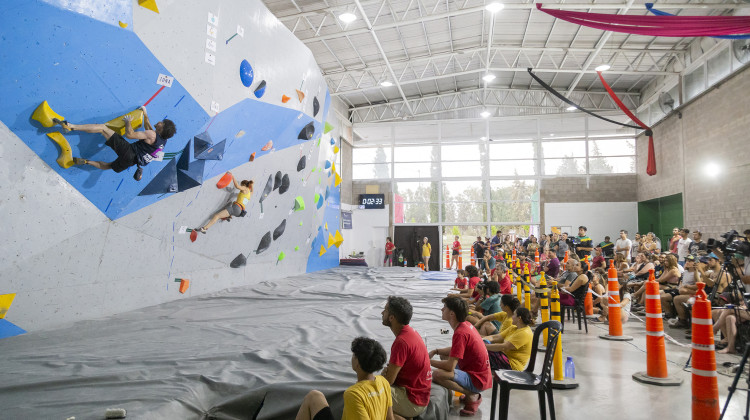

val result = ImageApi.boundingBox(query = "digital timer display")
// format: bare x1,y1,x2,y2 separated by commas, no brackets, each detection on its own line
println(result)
359,194,385,209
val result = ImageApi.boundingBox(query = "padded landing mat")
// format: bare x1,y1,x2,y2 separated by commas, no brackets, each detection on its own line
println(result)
421,270,457,281
0,267,452,420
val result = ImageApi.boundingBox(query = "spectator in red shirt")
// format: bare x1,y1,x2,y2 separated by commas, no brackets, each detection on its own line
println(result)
496,264,513,295
429,296,491,416
452,269,468,291
381,296,432,419
384,237,396,267
451,236,461,270
455,265,481,302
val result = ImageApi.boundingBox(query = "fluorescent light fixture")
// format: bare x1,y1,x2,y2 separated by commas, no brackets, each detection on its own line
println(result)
549,133,555,137
480,110,492,118
595,64,611,72
482,73,496,82
704,162,721,178
566,106,577,111
480,136,488,141
339,12,357,23
485,2,505,13
380,81,393,87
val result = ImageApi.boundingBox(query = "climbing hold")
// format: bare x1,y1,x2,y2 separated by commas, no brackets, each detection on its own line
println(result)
138,159,178,196
298,122,315,140
0,293,16,319
297,155,307,172
193,132,213,156
249,152,256,162
334,172,342,187
277,251,286,262
282,95,291,103
296,89,305,102
46,132,74,169
299,221,303,226
331,162,336,174
333,230,344,247
327,233,335,248
293,196,305,211
179,279,190,294
324,186,330,200
333,146,340,154
190,230,198,242
319,245,327,256
330,138,336,146
324,160,331,170
294,246,299,251
324,222,328,230
256,232,272,254
254,80,266,98
230,254,247,268
272,219,286,240
279,174,290,194
177,141,205,191
236,130,246,138
195,139,225,160
118,21,128,28
324,122,334,134
316,138,321,146
240,59,254,87
138,0,160,13
259,174,273,203
273,171,282,191
314,193,321,205
216,172,233,189
316,194,324,209
31,101,64,127
105,109,144,136
313,97,320,117
261,140,273,151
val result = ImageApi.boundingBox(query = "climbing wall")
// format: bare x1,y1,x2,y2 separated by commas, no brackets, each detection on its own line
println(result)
0,0,343,332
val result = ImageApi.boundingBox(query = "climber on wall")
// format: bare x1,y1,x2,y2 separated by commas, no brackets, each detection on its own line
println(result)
53,106,176,181
197,173,253,234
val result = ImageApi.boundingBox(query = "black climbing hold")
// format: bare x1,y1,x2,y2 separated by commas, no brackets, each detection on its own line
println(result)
138,159,178,196
195,139,226,160
272,219,286,240
193,132,213,157
297,155,307,172
298,122,315,140
254,80,267,98
230,254,247,268
256,231,272,254
313,97,320,117
259,174,273,203
273,171,282,191
324,186,330,200
279,174,290,194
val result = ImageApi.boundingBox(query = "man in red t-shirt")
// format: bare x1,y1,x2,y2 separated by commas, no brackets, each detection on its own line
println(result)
429,296,491,416
381,296,432,419
384,237,396,267
451,236,461,270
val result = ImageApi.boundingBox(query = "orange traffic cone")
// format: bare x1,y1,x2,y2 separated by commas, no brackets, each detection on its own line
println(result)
534,249,540,267
632,270,683,386
445,245,450,270
584,283,594,316
691,283,720,419
600,260,633,341
459,254,463,270
470,247,476,267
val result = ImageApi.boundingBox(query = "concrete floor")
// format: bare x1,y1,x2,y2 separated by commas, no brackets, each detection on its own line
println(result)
443,313,748,420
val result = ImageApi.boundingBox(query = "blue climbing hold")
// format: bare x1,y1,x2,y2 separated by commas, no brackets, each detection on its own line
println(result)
254,80,266,98
324,160,331,170
330,138,335,145
240,59,254,87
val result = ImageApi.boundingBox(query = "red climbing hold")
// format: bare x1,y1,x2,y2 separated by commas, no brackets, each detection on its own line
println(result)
216,172,233,189
261,140,273,151
190,230,198,242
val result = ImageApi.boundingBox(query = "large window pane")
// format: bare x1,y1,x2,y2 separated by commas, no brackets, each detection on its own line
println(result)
443,181,485,202
489,142,535,160
353,163,391,179
589,156,635,174
542,141,586,158
442,225,489,255
394,202,438,223
441,144,482,161
588,139,635,156
489,160,537,176
353,147,391,164
684,65,705,101
544,158,586,175
491,202,532,222
394,182,438,202
442,161,484,178
442,202,487,223
490,180,538,201
394,162,437,178
394,146,438,162
489,119,536,141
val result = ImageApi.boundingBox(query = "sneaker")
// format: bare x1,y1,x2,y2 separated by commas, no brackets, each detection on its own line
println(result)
133,166,143,181
72,157,87,165
670,320,689,329
667,318,678,326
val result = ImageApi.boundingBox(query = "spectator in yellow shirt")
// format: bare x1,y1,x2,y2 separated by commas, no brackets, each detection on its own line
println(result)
484,307,535,371
421,237,432,271
296,337,394,420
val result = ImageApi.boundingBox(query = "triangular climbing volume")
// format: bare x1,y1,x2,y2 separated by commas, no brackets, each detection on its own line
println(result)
138,0,160,14
138,159,178,196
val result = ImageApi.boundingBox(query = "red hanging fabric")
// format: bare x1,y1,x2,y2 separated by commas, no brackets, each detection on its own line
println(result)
596,71,657,176
537,4,750,37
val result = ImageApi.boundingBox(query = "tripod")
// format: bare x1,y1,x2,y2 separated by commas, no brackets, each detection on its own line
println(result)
720,342,750,420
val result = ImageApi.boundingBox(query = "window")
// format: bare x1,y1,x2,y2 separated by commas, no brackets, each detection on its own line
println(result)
353,146,391,180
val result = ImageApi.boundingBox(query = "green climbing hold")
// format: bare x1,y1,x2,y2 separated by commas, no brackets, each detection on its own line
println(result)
324,122,334,134
299,221,303,226
293,196,305,211
294,246,299,251
316,138,321,147
314,193,321,204
277,252,286,261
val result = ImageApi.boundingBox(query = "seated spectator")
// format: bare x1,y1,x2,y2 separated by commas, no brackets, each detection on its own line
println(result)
614,253,630,274
466,282,502,331
429,296,491,416
597,286,631,324
452,269,468,291
543,249,560,278
482,251,497,276
640,233,659,255
496,264,513,295
484,307,535,371
454,265,481,301
296,337,393,420
526,236,540,255
475,294,520,337
381,297,431,420
591,246,605,270
590,268,607,315
559,259,589,307
698,253,730,295
632,254,680,307
664,255,701,329
623,253,655,291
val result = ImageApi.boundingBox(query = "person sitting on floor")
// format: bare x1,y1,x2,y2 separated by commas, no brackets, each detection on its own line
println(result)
454,265,481,302
429,296,491,416
484,307,535,372
597,284,631,324
452,269,468,291
496,264,513,295
381,296,432,420
296,337,394,420
466,282,502,332
474,294,520,337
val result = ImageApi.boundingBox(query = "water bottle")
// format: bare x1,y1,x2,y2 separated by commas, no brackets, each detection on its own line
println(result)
564,356,575,379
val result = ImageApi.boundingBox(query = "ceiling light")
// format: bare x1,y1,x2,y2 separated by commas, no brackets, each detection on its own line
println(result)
566,106,577,111
595,64,611,72
485,2,505,13
704,162,721,178
549,133,555,137
482,73,496,82
480,110,492,118
339,12,357,23
380,81,393,87
480,136,488,141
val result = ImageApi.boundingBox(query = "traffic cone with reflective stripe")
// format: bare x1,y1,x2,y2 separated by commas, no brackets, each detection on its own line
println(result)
550,281,579,389
534,249,540,267
523,263,531,311
691,283,720,420
633,269,683,386
600,260,633,341
584,283,594,317
446,245,450,269
470,247,476,267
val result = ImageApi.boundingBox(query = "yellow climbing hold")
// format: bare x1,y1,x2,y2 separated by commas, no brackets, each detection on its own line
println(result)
331,161,336,174
327,233,335,248
319,245,327,256
0,293,16,319
118,21,128,28
138,0,160,14
333,145,340,154
105,109,144,136
334,172,342,187
333,230,344,248
324,222,328,230
46,132,74,169
31,101,64,128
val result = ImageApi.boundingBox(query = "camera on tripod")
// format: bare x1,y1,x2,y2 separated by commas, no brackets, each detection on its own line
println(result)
707,230,750,257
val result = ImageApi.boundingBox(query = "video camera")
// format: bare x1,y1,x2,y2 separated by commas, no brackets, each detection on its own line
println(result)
707,230,750,257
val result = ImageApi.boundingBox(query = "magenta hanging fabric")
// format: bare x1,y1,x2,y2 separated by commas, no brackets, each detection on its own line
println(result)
536,3,750,37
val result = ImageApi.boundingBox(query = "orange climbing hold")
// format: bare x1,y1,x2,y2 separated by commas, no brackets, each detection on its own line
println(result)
216,172,233,189
179,279,190,294
282,95,291,103
261,140,273,151
296,89,305,102
249,152,256,162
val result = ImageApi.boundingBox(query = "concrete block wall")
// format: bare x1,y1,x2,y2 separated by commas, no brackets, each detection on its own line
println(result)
636,65,750,239
351,181,394,236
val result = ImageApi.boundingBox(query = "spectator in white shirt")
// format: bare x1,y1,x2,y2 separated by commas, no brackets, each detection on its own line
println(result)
615,230,633,261
676,228,693,266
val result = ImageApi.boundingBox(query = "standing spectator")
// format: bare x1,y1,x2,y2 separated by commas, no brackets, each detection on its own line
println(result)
473,237,486,271
575,226,593,260
526,236,540,255
631,233,641,263
384,237,396,267
599,236,615,258
555,233,570,259
669,227,681,253
539,233,549,252
421,237,432,271
450,235,461,270
676,228,693,266
381,297,432,420
615,230,633,261
690,231,707,256
490,230,503,257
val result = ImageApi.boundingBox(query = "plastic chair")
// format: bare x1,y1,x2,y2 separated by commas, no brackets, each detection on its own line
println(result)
489,320,562,420
562,301,588,333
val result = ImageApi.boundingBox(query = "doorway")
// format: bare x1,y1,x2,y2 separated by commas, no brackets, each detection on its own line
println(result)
394,226,440,270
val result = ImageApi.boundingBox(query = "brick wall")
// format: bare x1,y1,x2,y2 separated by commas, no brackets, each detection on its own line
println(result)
636,65,750,239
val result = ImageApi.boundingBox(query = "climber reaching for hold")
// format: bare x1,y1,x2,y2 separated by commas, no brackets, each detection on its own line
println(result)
198,174,253,234
53,106,176,181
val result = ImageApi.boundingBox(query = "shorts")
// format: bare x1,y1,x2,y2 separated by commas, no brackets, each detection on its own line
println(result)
489,351,512,370
665,288,680,297
560,293,576,307
452,250,459,255
225,202,244,217
391,386,427,418
453,368,481,394
105,133,137,173
312,407,333,420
